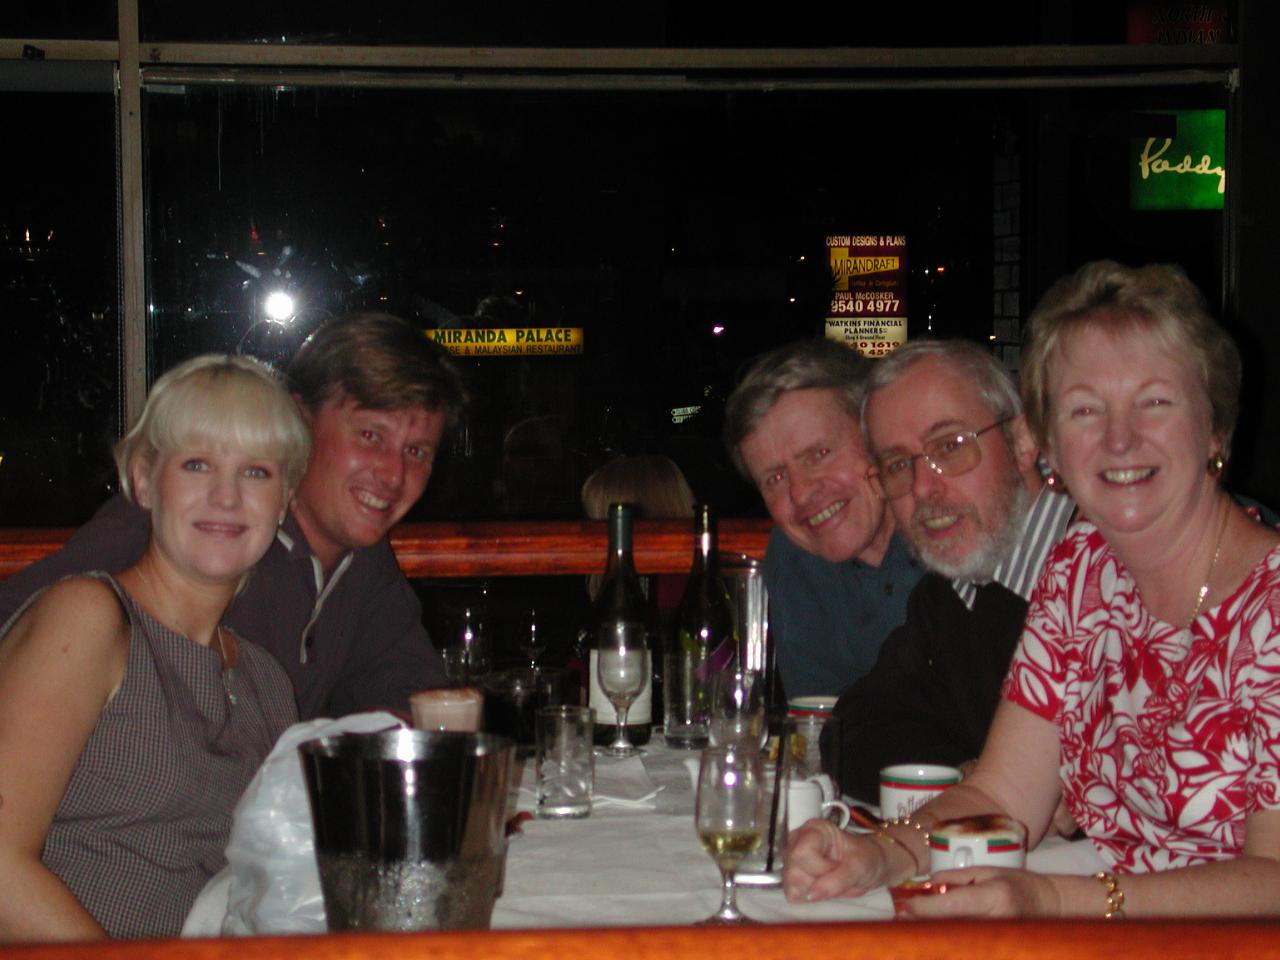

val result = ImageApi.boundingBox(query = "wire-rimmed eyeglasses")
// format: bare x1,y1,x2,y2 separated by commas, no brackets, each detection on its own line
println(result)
866,417,1014,500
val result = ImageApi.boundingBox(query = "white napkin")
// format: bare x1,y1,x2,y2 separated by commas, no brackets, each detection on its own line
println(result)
593,755,663,809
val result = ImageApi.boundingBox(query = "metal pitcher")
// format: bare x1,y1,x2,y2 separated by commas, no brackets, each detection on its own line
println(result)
298,728,515,932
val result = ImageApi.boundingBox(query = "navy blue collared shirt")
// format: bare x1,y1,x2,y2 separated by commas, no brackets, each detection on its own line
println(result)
764,527,924,699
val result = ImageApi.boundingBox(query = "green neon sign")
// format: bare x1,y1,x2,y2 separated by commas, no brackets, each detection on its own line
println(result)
1130,109,1225,211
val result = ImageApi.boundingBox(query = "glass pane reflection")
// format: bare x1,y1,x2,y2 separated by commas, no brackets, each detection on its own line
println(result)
0,92,119,526
143,82,1225,523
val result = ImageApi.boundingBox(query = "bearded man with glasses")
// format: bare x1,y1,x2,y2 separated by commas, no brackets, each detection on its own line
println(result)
826,338,1075,803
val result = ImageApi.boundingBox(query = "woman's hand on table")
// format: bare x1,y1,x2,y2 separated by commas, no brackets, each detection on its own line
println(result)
898,867,1062,919
782,819,888,902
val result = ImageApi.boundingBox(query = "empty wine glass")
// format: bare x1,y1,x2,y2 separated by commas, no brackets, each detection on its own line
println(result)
695,745,767,924
520,605,547,670
442,604,490,684
595,632,649,758
708,668,766,749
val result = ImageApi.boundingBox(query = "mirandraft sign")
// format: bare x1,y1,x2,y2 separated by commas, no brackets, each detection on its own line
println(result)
1130,109,1225,211
429,326,584,357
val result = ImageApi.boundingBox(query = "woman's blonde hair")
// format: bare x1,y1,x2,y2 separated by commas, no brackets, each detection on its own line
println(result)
1022,260,1241,456
114,354,311,503
581,454,696,521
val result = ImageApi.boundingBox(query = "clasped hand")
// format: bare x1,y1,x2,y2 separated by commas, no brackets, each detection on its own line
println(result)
782,819,1058,918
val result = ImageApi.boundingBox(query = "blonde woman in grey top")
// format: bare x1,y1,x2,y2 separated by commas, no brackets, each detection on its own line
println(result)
0,354,310,942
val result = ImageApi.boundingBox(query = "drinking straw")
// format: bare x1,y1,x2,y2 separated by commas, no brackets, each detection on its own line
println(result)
764,726,787,873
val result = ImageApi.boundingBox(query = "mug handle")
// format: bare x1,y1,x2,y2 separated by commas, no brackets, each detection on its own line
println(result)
808,773,837,802
821,799,851,830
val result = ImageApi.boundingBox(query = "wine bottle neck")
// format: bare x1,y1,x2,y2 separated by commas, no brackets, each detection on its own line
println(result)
691,506,718,575
603,504,637,577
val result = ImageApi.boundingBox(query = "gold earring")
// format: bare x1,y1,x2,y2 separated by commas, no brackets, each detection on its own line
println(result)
1208,454,1225,478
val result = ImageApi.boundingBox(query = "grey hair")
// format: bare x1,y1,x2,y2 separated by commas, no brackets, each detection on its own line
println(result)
724,338,871,478
860,338,1023,445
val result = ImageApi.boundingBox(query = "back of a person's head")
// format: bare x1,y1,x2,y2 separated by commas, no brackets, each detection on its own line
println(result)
581,454,696,521
723,338,870,477
287,312,468,426
115,353,311,502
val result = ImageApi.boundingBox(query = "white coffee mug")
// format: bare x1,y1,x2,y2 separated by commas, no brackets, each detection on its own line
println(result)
786,778,851,832
878,763,961,820
928,815,1027,872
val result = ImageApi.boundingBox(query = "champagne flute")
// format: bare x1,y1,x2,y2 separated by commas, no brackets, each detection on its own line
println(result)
708,668,766,749
695,745,766,924
596,629,649,758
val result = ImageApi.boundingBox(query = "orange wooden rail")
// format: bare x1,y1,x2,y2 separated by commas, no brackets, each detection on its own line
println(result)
0,519,772,581
4,919,1280,960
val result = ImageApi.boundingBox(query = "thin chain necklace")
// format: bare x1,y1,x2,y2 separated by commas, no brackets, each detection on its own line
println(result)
213,625,239,706
1185,505,1229,631
134,565,237,707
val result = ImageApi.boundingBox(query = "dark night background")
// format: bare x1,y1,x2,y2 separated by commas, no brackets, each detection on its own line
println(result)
4,0,1275,539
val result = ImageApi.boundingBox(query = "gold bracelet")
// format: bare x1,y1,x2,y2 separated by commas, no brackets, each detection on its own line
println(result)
875,816,929,876
1093,871,1126,919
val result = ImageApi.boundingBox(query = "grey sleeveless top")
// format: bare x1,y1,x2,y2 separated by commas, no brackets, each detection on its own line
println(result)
9,572,298,939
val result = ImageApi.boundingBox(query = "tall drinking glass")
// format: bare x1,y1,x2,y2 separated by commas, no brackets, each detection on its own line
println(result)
596,636,649,758
695,745,767,924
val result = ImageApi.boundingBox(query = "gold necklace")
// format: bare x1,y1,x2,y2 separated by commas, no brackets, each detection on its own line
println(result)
1186,507,1228,631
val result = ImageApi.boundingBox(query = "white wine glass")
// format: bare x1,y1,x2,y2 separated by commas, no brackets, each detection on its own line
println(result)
708,668,766,749
596,634,648,758
695,745,767,924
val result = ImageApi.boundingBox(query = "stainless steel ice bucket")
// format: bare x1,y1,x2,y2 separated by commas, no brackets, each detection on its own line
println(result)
298,728,515,932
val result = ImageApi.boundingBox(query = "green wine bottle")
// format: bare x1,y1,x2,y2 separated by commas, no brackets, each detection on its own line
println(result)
664,503,735,748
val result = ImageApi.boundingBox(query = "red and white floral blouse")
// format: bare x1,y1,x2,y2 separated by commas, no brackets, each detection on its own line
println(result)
1005,521,1280,873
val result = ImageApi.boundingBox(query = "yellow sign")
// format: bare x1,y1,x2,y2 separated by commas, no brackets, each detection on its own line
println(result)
430,327,584,357
830,254,902,287
825,233,908,358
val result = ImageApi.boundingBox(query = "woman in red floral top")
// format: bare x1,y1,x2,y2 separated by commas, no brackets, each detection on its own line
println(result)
783,260,1280,918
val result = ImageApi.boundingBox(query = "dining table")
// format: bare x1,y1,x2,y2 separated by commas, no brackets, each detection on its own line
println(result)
183,721,1108,936
494,736,1108,929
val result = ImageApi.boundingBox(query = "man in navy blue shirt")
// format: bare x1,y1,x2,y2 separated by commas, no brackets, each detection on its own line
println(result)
725,339,924,700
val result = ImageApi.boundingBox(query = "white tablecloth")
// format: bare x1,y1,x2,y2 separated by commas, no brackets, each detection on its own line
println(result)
493,739,1107,928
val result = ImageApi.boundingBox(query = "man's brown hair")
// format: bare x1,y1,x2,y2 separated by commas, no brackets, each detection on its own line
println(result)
286,312,468,425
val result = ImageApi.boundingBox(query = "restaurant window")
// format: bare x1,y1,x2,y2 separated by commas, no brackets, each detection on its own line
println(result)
0,84,121,526
144,76,1229,524
134,1,1167,48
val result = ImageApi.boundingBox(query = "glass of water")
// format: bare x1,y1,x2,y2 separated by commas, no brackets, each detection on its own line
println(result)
535,705,595,818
